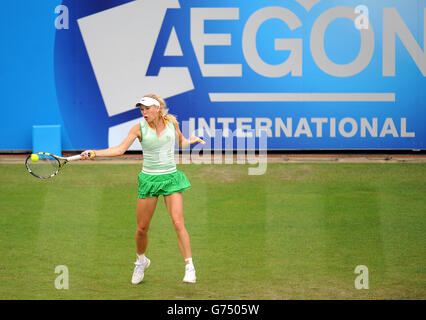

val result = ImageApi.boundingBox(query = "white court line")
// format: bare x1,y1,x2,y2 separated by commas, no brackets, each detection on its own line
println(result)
209,93,396,102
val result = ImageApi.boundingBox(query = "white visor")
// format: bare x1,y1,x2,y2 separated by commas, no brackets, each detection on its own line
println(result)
136,97,160,107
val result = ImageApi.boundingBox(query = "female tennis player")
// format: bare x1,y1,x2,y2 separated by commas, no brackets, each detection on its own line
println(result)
80,94,205,284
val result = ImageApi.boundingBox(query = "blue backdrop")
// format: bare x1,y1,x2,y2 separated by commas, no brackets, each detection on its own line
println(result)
1,0,425,151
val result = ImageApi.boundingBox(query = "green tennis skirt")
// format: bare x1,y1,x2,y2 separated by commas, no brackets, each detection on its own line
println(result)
137,170,191,198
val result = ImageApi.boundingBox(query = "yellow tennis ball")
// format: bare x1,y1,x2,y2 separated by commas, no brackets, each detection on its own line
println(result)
31,154,39,162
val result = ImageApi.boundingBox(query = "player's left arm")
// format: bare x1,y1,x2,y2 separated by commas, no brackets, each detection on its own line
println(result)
173,119,205,149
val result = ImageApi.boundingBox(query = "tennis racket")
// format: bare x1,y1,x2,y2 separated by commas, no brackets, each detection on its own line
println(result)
25,152,91,179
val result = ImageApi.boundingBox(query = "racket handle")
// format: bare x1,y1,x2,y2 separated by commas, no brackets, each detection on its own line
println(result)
67,155,82,161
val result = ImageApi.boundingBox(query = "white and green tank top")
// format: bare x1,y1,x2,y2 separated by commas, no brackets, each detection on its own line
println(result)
139,118,177,175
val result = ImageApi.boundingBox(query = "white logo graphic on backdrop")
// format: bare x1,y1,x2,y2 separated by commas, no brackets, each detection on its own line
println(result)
78,0,192,117
78,0,192,149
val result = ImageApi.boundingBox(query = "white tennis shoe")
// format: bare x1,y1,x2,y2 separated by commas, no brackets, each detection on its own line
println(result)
131,257,150,284
183,264,196,283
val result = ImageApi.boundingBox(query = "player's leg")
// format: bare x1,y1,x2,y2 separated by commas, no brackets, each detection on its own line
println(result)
163,192,196,283
135,196,158,255
132,196,158,284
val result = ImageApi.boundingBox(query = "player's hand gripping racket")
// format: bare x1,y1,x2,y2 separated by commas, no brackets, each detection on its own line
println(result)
25,152,91,179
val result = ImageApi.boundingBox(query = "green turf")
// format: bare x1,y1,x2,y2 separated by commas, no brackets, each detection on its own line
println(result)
0,162,425,299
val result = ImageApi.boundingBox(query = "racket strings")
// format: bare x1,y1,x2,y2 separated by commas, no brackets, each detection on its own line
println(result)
27,154,60,178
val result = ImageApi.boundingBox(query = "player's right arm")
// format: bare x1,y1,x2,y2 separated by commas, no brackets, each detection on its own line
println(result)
80,124,141,159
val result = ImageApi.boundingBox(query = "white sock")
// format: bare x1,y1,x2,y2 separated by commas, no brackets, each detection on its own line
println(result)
137,253,146,262
185,258,194,268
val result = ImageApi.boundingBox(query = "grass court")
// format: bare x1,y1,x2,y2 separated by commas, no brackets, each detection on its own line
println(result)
0,162,424,299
